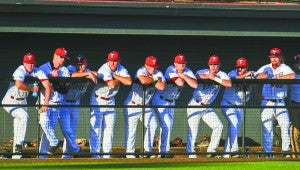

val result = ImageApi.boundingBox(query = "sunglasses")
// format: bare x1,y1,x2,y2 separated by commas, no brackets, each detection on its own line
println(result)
77,63,88,66
59,56,66,59
237,67,246,70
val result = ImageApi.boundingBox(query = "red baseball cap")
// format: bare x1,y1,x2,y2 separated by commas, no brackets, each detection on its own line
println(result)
269,48,282,57
236,57,248,67
174,54,186,64
208,55,220,65
76,55,88,65
293,53,300,63
145,55,159,68
54,47,68,58
23,53,36,64
107,51,120,61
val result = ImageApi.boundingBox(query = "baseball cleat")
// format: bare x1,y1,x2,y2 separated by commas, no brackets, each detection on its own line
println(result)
222,154,231,158
14,144,23,154
282,151,291,158
231,154,240,158
126,155,136,159
159,153,174,158
139,152,154,158
188,154,197,159
47,145,59,155
207,153,221,158
265,153,275,158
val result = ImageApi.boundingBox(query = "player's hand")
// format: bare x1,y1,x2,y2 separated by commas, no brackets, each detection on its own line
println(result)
256,72,269,79
198,74,208,79
31,85,39,92
207,73,216,80
175,77,185,86
88,72,98,83
51,69,59,77
177,72,185,78
41,105,48,113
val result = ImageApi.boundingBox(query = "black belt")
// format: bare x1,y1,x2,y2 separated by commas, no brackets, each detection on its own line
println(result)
131,100,141,105
66,100,76,103
291,100,300,104
95,94,111,100
195,99,208,106
264,98,283,103
160,96,174,103
10,96,25,101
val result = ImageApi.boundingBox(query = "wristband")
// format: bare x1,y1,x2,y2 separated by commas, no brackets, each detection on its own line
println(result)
152,76,158,82
214,77,222,84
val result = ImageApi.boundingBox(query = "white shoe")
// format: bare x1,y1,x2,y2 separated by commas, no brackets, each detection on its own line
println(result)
231,154,240,158
150,155,156,158
188,154,197,159
12,155,22,159
102,155,111,159
126,155,136,159
222,154,231,158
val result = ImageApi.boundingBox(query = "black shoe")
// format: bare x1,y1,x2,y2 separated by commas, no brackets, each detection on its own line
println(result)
161,153,174,158
73,146,82,158
15,144,23,154
139,151,155,158
282,151,291,158
265,153,275,158
231,153,240,158
207,153,221,158
47,145,59,155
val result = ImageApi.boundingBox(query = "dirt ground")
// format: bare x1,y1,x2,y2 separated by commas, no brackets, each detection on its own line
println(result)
1,145,297,162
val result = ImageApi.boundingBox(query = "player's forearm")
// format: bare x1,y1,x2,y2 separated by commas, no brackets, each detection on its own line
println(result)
277,73,296,79
256,73,268,79
220,79,232,87
138,75,153,85
42,80,51,105
107,79,120,89
113,74,132,86
184,77,198,89
154,81,166,91
71,72,89,78
15,80,33,92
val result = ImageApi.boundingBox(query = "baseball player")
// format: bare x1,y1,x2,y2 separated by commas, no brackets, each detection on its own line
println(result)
256,47,295,158
38,47,71,158
221,57,254,158
60,55,98,158
288,53,300,158
152,54,198,158
186,55,231,159
124,56,166,159
1,53,51,159
90,51,132,158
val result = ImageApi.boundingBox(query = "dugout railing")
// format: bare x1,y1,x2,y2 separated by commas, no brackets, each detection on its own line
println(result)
0,77,299,158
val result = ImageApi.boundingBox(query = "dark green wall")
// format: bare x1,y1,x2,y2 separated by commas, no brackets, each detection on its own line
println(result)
1,33,300,77
1,2,299,148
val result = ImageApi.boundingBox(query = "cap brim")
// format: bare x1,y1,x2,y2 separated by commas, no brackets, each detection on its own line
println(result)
269,54,281,58
236,65,247,67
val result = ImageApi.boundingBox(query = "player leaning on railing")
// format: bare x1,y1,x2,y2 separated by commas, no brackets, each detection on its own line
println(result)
2,53,51,159
256,47,295,158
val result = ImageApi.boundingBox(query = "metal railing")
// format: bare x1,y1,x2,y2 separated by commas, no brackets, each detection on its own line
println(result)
0,77,299,158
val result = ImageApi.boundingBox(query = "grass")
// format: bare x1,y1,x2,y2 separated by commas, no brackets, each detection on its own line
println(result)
0,159,300,170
